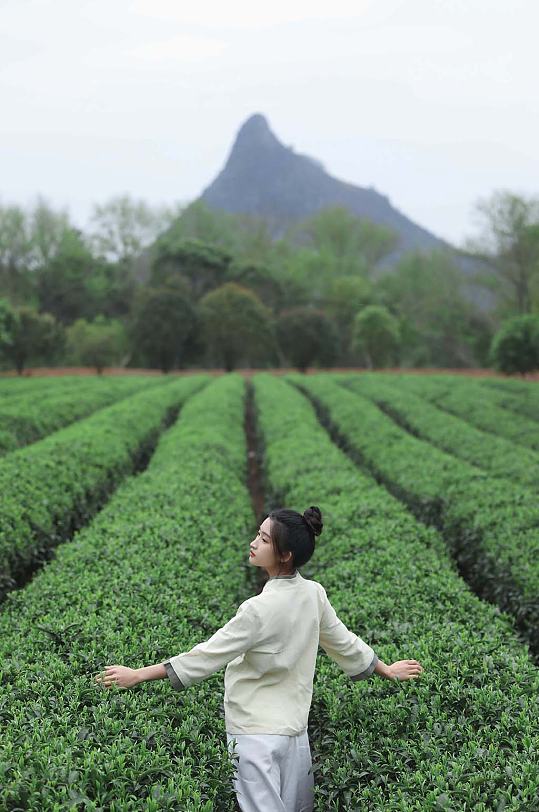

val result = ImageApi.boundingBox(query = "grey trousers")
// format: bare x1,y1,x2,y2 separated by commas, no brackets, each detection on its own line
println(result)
226,730,315,812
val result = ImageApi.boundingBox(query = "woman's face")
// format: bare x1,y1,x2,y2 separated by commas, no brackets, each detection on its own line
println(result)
249,516,292,576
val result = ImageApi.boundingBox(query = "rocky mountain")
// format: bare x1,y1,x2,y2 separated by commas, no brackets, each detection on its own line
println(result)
201,114,451,256
198,113,490,307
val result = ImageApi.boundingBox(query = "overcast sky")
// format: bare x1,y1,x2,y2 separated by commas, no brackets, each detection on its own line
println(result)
1,0,537,247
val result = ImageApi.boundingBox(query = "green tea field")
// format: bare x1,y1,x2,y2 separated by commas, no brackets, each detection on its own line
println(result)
1,372,538,811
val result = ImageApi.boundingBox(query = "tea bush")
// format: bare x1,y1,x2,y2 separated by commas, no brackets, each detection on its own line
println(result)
0,374,254,811
290,373,539,660
0,376,163,454
0,375,208,602
341,373,539,490
253,372,539,811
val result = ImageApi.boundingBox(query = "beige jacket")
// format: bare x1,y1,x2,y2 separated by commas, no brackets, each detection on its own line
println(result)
164,570,378,735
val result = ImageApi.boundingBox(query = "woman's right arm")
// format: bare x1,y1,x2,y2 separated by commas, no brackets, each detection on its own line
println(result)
95,601,260,691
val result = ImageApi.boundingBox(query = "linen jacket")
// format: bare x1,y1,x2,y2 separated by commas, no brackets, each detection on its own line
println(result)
163,570,378,735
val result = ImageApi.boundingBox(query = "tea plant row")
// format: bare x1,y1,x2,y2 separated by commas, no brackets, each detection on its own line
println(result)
0,376,162,455
0,375,208,603
477,376,539,423
1,374,255,811
340,373,539,490
393,374,539,451
290,373,539,661
254,373,539,811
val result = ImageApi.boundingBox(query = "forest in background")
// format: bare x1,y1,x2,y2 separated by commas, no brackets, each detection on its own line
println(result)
0,189,538,374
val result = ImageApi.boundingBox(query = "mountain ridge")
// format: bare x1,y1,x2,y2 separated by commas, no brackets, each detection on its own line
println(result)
200,113,452,258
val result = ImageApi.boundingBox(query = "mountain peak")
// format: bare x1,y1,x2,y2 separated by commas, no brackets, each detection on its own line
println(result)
229,113,283,161
238,113,271,136
200,114,449,259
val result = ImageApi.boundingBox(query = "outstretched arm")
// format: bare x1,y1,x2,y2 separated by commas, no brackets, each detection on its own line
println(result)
95,601,259,690
374,658,423,681
95,662,167,689
318,586,424,682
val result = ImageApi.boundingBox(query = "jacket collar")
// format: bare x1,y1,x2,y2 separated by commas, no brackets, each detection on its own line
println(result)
267,570,299,581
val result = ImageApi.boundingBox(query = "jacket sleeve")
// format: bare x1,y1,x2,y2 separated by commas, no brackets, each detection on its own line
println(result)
163,600,259,691
318,585,378,681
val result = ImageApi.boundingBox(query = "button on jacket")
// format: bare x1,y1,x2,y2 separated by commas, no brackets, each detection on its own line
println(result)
163,570,378,735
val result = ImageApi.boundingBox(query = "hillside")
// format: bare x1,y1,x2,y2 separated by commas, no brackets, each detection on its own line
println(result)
201,114,452,256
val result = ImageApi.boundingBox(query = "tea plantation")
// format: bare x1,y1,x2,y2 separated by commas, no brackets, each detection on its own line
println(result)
1,372,538,810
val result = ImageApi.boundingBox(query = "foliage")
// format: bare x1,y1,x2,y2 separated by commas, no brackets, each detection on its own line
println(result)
1,373,539,806
150,236,232,299
375,249,492,367
286,206,398,275
225,261,284,312
0,296,15,347
0,376,160,455
66,316,128,373
465,189,539,315
130,283,197,372
479,375,539,421
275,306,338,372
0,304,64,374
86,194,179,265
0,375,206,602
343,373,539,492
323,275,371,362
0,195,71,303
398,373,539,452
4,192,537,371
0,374,250,810
297,373,539,656
164,200,279,267
199,282,276,371
35,228,105,324
489,313,539,374
255,372,539,810
351,304,400,368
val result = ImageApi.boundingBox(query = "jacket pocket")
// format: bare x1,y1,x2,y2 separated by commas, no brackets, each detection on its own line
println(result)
244,646,285,675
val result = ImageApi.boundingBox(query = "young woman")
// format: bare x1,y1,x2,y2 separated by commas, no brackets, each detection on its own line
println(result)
95,506,424,811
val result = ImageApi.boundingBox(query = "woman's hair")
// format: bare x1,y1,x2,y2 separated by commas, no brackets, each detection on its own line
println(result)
268,506,323,576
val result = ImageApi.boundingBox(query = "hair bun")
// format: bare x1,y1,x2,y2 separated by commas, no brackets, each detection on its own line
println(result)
303,506,323,537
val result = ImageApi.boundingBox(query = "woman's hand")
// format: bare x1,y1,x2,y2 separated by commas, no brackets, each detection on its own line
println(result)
94,665,139,689
388,659,424,681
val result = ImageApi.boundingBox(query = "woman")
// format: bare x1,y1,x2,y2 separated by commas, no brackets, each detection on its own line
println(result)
95,506,424,811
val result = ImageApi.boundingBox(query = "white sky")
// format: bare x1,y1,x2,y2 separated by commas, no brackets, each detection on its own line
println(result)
1,0,537,247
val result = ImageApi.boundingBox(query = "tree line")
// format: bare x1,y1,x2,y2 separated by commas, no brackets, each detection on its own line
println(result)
0,190,538,375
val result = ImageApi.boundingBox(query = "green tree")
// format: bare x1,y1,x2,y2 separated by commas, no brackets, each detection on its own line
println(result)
0,297,15,347
0,306,64,374
489,314,539,375
0,203,32,302
66,317,128,374
375,250,491,367
288,207,398,276
199,282,275,371
150,237,232,299
130,282,197,372
0,196,72,304
162,200,280,266
351,305,400,369
29,195,73,268
226,262,284,312
275,307,339,372
465,190,539,315
86,194,178,266
35,228,103,324
323,275,372,363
